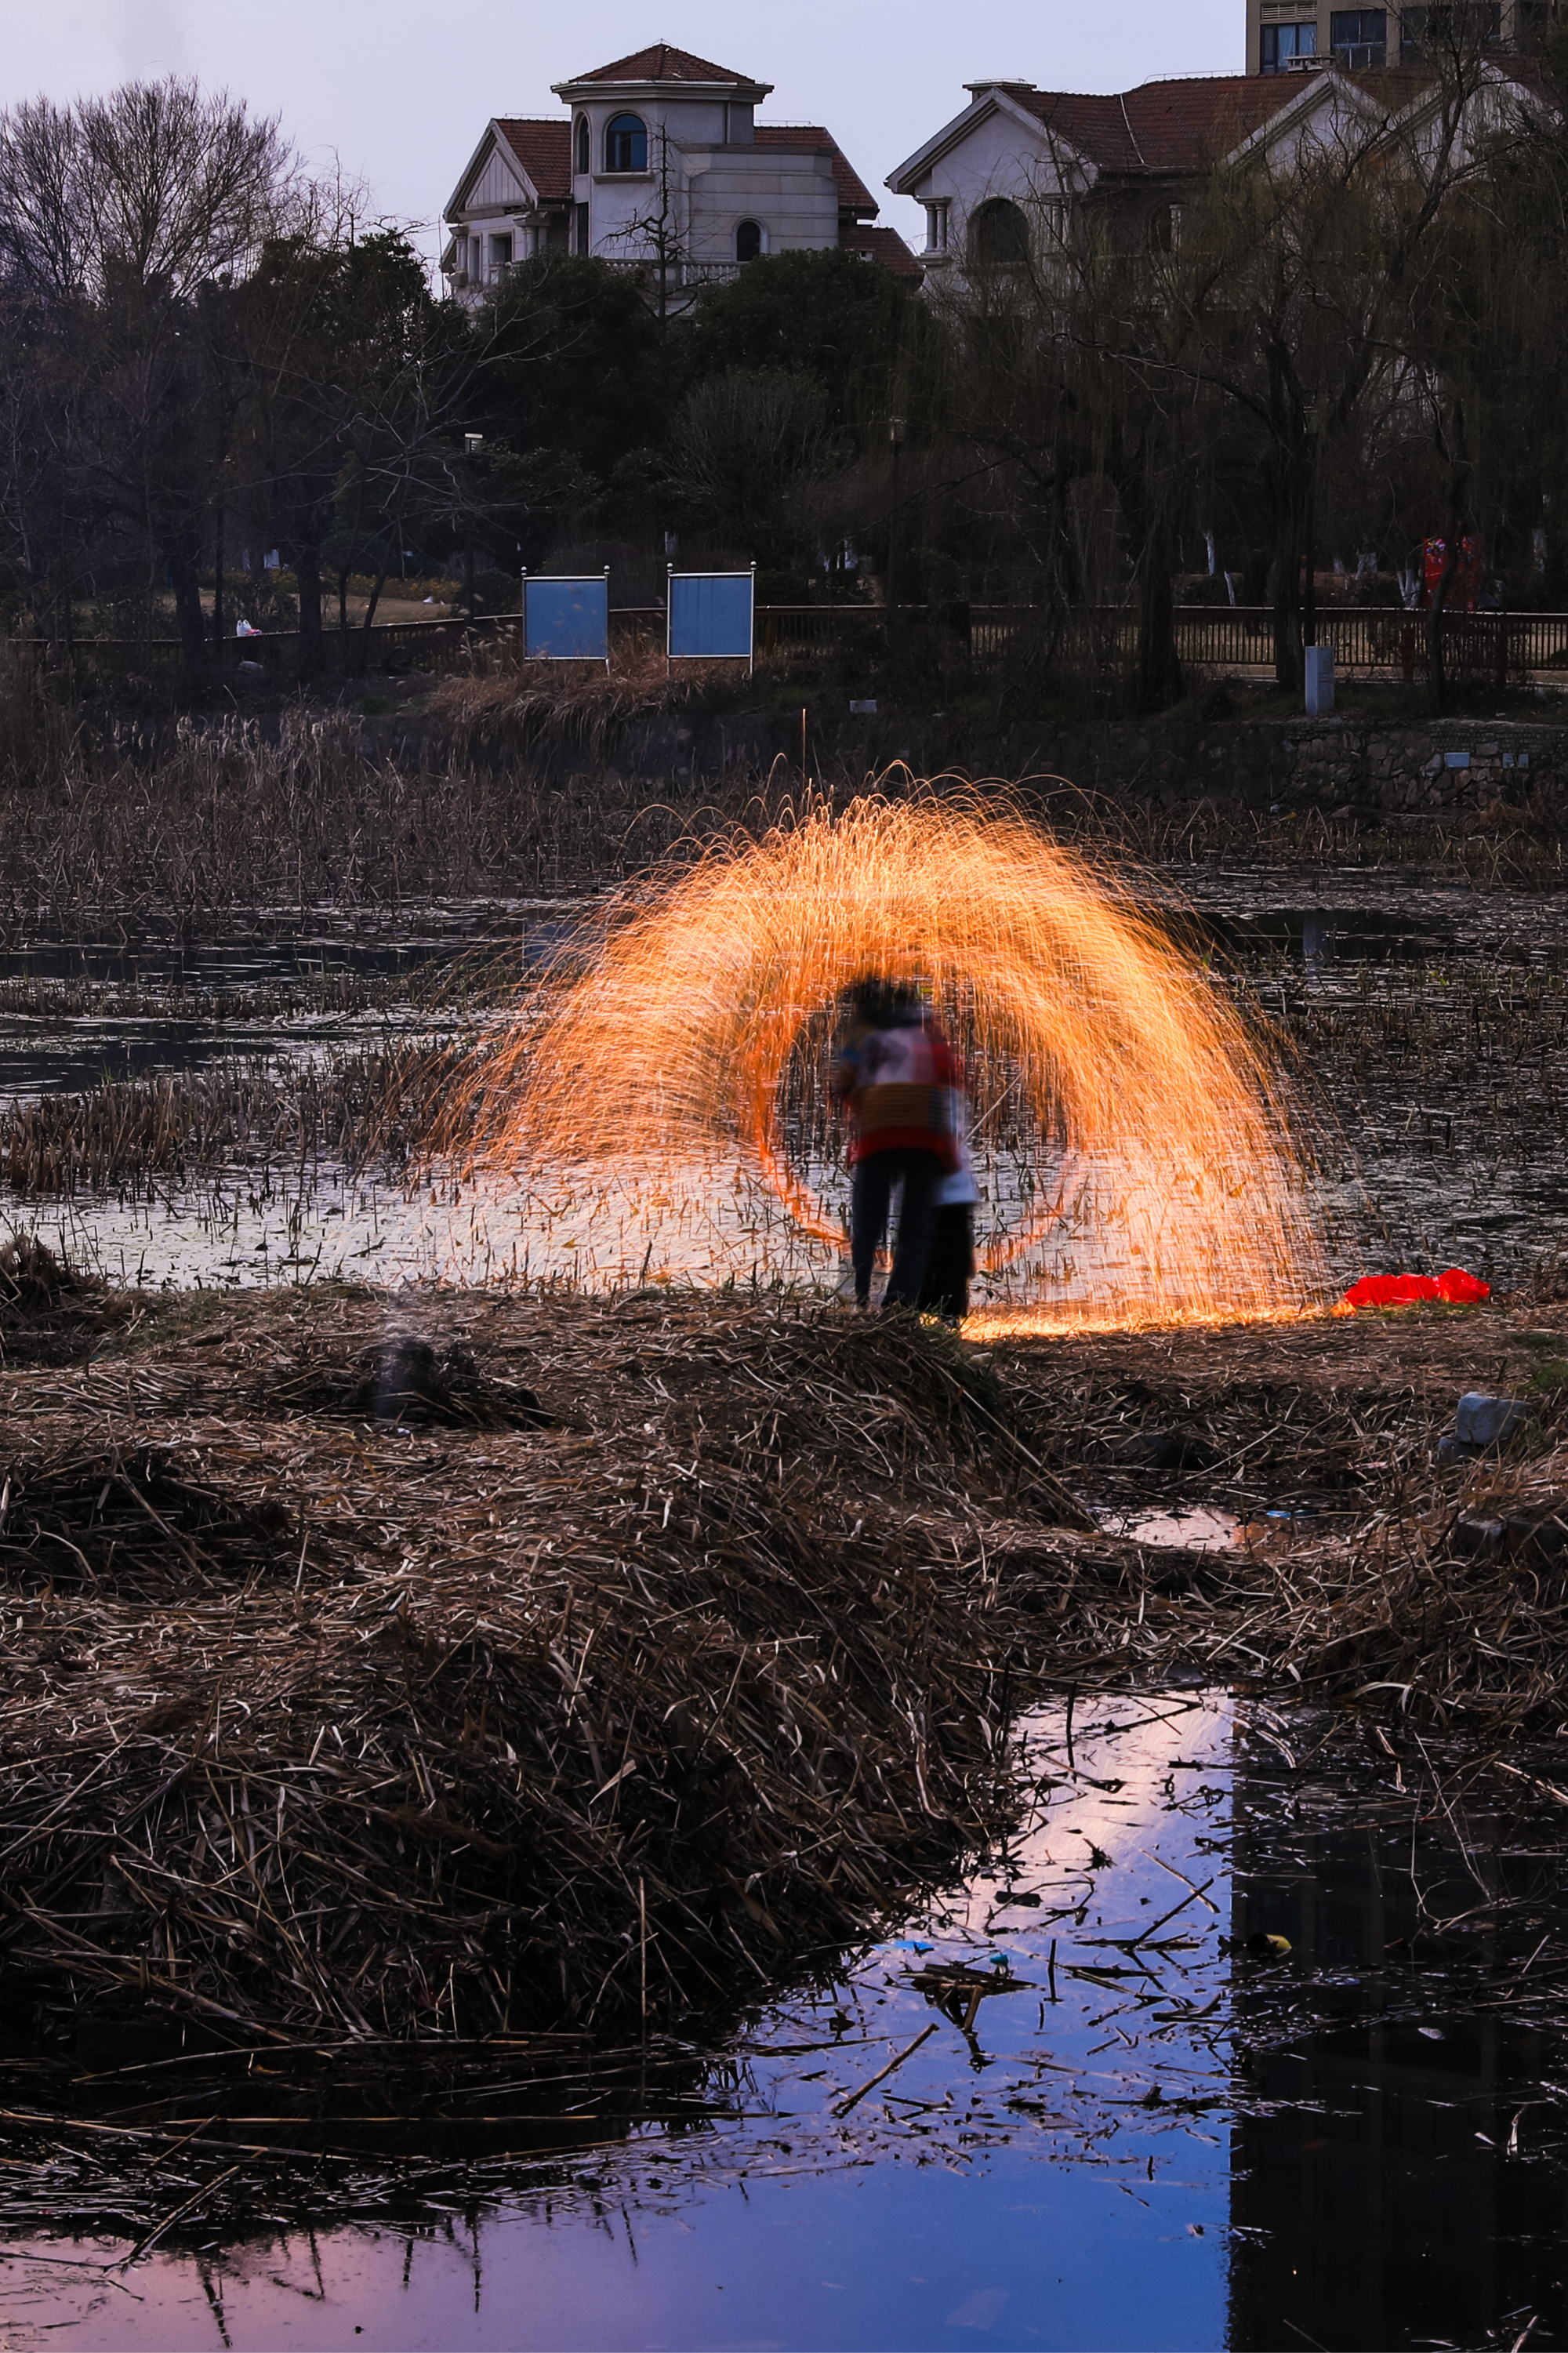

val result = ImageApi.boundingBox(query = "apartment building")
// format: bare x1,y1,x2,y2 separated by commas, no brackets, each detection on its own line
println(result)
1246,0,1555,75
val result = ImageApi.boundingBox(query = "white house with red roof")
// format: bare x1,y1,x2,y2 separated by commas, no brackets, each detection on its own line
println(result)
887,61,1541,278
441,42,918,301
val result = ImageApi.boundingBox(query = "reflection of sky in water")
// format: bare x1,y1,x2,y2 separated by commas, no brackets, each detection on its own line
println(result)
0,1698,1237,2352
12,1697,1568,2345
21,1140,1319,1331
0,905,580,1099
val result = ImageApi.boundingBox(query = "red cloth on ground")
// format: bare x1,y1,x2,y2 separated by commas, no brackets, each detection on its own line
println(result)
1338,1267,1490,1311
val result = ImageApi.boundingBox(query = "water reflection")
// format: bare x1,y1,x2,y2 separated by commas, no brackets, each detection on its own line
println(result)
7,883,1568,1299
0,908,584,1102
0,1695,1239,2351
13,1701,1568,2345
1227,1729,1568,2352
1200,906,1450,975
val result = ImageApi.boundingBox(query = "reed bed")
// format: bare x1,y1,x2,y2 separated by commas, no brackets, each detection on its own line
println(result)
8,1255,1568,2057
0,1040,477,1196
428,643,762,762
0,703,802,946
0,966,440,1025
3,636,1566,947
0,1282,1089,2046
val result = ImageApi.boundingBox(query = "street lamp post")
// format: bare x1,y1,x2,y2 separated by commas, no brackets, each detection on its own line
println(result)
1302,400,1320,659
1301,400,1334,714
463,432,484,621
886,412,906,620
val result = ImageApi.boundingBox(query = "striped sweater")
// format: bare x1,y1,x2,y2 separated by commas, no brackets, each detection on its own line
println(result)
834,1014,960,1168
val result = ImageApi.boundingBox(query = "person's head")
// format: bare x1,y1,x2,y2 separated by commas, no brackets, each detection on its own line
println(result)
845,975,927,1026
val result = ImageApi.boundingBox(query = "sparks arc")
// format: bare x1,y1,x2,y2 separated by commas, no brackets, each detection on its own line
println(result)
445,793,1326,1331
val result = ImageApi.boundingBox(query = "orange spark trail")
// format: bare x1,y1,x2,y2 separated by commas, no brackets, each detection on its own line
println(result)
441,793,1326,1331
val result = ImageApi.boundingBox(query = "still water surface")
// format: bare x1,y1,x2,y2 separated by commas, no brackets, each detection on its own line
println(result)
10,1692,1568,2350
9,877,1567,1301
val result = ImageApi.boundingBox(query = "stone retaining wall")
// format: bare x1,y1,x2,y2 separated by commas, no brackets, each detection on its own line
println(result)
589,709,1566,814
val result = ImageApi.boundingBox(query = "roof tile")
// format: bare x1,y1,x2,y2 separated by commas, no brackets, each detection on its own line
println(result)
568,43,755,85
839,223,924,278
994,66,1510,175
754,123,877,213
494,118,572,200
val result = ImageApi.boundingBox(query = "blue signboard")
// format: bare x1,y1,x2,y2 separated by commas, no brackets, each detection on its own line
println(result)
668,568,755,666
523,573,609,663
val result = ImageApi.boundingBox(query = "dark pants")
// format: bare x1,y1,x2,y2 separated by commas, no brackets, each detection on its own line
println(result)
851,1148,940,1309
916,1204,975,1322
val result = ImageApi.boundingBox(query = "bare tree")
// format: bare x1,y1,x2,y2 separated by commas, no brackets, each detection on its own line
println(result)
670,366,833,555
0,80,296,668
603,128,691,345
935,160,1195,709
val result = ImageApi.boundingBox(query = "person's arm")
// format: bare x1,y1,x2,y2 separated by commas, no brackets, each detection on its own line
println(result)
832,1029,866,1102
931,1031,964,1091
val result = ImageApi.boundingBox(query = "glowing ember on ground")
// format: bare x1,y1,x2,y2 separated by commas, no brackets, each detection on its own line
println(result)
437,793,1327,1330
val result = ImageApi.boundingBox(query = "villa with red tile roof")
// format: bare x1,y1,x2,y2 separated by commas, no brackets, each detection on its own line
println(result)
887,55,1542,279
441,44,918,303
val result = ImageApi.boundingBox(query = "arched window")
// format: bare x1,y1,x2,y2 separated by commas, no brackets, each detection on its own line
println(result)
575,115,590,176
970,198,1027,267
604,114,648,173
1147,202,1181,254
735,219,763,263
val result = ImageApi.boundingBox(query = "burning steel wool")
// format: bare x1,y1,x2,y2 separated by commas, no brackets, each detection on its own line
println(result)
437,794,1325,1331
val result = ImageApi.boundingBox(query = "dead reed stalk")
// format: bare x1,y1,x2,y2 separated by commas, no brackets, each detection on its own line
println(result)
0,1289,1071,2043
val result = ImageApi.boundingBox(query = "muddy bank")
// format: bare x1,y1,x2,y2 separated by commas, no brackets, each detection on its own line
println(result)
0,1279,1082,2047
6,1270,1568,2053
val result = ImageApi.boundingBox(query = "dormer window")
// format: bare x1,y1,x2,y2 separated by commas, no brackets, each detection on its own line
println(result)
735,219,764,263
575,114,590,176
604,114,648,173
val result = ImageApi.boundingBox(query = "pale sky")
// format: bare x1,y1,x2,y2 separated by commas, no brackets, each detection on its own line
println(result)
2,1,1242,257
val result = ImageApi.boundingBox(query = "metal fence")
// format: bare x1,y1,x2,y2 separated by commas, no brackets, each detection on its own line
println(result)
16,602,1568,692
1164,604,1568,682
760,603,1568,680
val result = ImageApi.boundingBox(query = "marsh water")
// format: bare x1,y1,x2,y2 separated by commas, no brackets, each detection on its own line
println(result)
7,1694,1568,2349
5,866,1568,1299
8,866,1568,2346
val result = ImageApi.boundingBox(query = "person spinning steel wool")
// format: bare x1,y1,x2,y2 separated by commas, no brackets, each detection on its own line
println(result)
917,1080,980,1324
833,979,960,1310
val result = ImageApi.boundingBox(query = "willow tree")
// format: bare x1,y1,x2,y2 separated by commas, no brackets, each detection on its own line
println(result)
1173,28,1512,693
932,156,1205,712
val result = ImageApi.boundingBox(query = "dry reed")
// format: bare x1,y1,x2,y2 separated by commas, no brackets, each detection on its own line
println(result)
0,1283,1075,2043
0,1042,476,1197
6,1261,1568,2050
427,643,767,762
